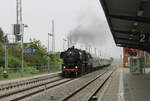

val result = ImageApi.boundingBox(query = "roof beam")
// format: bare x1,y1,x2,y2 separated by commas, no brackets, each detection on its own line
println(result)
116,39,150,48
116,37,139,43
121,44,140,49
117,41,139,46
117,44,143,51
120,44,149,51
113,29,138,34
109,14,150,24
120,43,150,51
116,42,148,50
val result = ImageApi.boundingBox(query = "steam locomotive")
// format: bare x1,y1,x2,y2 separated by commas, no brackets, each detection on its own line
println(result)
60,46,111,77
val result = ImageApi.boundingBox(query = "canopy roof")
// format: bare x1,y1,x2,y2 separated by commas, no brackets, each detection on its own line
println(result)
99,0,150,52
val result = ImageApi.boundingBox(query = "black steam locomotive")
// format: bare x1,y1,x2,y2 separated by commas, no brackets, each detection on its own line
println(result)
60,46,111,77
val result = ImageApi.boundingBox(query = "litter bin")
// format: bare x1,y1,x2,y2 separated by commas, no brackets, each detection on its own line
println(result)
3,70,8,78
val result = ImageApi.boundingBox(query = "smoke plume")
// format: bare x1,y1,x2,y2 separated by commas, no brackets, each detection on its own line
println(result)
68,9,110,47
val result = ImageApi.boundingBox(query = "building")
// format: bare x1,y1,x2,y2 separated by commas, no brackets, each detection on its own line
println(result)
123,48,149,67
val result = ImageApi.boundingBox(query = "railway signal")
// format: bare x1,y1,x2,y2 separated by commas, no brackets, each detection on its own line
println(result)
13,24,21,41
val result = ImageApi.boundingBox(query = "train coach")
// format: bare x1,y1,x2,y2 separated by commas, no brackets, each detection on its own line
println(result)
60,46,112,77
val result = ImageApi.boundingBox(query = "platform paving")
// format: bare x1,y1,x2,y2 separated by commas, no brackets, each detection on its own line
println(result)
100,67,150,101
123,68,150,101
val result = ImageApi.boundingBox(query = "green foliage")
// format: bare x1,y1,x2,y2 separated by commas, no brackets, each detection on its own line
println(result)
0,28,4,67
49,52,63,71
8,55,21,68
8,73,22,79
24,66,39,74
24,39,47,66
0,47,4,67
0,38,62,79
28,39,47,54
0,28,4,43
16,35,21,41
7,39,48,68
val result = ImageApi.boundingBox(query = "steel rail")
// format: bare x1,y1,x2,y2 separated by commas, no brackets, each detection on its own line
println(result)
88,69,116,101
62,68,112,101
0,73,61,90
0,77,63,99
10,79,73,101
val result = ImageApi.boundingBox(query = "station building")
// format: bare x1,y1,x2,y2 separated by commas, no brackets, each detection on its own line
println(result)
123,48,150,67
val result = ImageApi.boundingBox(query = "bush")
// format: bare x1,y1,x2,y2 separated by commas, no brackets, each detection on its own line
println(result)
24,66,39,74
49,53,62,71
8,56,21,68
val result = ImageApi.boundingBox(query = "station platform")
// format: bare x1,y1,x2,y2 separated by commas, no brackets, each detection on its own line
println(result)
100,67,150,101
123,68,150,101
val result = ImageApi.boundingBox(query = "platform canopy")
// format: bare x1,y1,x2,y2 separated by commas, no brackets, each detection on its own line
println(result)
99,0,150,52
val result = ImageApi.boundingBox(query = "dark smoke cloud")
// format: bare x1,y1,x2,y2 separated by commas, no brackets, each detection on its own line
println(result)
69,9,110,47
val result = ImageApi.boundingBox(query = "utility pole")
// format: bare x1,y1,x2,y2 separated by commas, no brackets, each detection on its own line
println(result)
16,0,22,24
63,39,67,51
4,42,7,68
16,0,24,74
67,33,72,48
16,0,19,24
52,20,55,53
4,35,8,69
89,47,90,53
63,39,65,51
48,33,50,72
68,37,70,48
95,48,97,57
99,50,101,57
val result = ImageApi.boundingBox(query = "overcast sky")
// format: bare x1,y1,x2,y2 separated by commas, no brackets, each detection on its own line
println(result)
0,0,122,58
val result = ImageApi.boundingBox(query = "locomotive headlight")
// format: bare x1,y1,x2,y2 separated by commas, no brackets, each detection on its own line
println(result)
63,66,66,69
75,66,78,69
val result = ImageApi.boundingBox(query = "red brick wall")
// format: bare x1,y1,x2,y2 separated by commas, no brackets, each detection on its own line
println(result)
123,48,145,67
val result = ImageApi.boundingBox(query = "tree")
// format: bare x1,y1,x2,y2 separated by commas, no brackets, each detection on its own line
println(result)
24,39,48,66
0,28,4,67
0,47,4,67
0,28,4,43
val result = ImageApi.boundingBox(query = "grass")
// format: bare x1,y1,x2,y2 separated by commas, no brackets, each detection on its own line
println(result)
0,67,61,80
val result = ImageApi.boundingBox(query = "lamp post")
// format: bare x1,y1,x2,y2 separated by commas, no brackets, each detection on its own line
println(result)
52,20,55,53
21,24,28,74
48,33,53,72
63,38,67,51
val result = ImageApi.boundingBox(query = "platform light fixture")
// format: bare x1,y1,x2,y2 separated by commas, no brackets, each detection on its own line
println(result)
137,10,143,16
133,22,138,26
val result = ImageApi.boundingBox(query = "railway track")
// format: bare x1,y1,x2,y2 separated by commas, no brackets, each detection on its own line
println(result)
0,73,74,101
62,67,116,101
0,72,61,92
0,67,115,101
